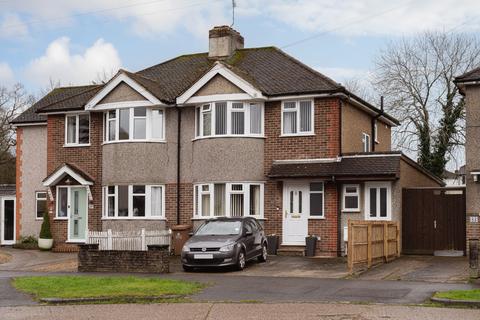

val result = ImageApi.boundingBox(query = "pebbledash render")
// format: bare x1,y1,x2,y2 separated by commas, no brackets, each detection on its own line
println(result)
12,26,442,255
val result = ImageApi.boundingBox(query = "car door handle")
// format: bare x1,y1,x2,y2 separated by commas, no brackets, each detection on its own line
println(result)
434,220,437,229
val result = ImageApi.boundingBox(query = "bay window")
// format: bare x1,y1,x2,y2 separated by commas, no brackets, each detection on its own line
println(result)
104,107,165,142
195,101,263,138
103,185,165,219
194,182,264,218
65,114,90,146
282,100,314,135
365,182,391,220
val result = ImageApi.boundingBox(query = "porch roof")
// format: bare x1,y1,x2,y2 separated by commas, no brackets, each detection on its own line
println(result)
43,163,94,187
268,153,402,180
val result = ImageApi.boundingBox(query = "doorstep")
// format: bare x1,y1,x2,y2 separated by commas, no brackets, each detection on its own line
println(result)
277,245,305,257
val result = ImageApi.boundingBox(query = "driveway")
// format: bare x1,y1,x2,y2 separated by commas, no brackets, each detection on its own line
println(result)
0,247,77,273
356,255,469,283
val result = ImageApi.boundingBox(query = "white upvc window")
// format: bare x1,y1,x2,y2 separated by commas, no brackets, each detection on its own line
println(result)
103,184,165,219
365,182,391,221
35,191,47,220
195,101,264,138
362,132,371,152
104,107,165,142
342,184,360,212
194,182,264,219
65,113,90,146
281,100,314,136
309,182,324,217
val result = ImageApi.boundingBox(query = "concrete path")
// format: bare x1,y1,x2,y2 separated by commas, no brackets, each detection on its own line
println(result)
0,248,76,272
2,302,480,320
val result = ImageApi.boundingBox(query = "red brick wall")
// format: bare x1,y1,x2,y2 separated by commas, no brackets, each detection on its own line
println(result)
15,127,23,240
264,98,341,256
167,183,193,228
46,113,103,250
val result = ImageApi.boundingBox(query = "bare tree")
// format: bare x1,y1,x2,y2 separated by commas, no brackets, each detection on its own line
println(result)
373,32,480,177
0,83,35,165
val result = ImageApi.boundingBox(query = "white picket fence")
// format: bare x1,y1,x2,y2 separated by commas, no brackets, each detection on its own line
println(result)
87,228,171,251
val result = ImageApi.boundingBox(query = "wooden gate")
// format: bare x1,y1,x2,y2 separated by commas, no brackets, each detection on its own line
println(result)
402,187,466,255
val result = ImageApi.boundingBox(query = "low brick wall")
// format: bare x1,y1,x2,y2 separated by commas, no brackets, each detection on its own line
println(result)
78,244,169,273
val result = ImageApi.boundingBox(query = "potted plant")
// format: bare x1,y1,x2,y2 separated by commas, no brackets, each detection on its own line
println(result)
38,211,53,250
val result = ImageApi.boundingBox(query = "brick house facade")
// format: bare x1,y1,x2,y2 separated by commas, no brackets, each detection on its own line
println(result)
12,26,442,257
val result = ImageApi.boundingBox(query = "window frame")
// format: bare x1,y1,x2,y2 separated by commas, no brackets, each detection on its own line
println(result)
374,122,379,143
64,113,90,147
194,101,264,139
364,182,392,221
362,132,371,152
35,191,47,220
55,186,69,220
103,107,166,143
102,184,165,219
193,182,264,219
281,99,315,136
308,181,324,218
342,184,360,212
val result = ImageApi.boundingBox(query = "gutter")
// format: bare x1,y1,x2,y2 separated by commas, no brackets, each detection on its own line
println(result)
176,105,181,225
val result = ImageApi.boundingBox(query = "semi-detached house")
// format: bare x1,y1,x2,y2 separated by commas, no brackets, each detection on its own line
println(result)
11,26,442,256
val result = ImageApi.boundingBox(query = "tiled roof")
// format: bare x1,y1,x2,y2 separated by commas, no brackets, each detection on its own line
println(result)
268,154,401,179
455,67,480,83
12,85,101,124
14,47,396,123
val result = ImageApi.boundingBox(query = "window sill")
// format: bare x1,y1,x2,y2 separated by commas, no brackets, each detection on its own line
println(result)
342,209,360,213
54,217,68,220
101,217,166,220
66,240,85,244
192,135,265,141
308,216,325,220
35,218,44,221
365,217,392,221
280,133,315,137
63,144,90,148
102,140,166,145
191,216,266,220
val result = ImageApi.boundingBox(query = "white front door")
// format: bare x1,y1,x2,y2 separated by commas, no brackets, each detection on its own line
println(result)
283,182,309,245
1,197,16,245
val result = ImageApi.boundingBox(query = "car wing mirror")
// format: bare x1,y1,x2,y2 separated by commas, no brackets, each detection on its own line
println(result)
188,232,194,236
245,231,253,236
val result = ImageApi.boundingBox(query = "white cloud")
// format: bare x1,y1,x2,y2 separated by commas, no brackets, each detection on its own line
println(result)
238,0,480,36
0,62,15,85
0,13,29,38
1,0,228,39
25,37,121,86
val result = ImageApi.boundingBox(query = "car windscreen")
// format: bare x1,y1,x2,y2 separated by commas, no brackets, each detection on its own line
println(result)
195,221,242,236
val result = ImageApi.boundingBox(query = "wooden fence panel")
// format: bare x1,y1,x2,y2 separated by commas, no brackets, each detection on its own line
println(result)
347,220,400,273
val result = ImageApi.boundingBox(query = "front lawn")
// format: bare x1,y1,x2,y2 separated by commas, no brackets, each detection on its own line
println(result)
13,276,204,300
434,289,480,301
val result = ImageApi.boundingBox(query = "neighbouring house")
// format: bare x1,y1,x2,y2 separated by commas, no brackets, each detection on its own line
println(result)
455,69,480,249
12,26,442,255
443,167,466,187
0,184,16,245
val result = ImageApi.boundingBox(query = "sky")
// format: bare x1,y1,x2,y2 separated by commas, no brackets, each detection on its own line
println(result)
1,0,479,168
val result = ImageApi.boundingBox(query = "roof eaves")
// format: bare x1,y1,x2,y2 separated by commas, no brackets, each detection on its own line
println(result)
36,85,102,114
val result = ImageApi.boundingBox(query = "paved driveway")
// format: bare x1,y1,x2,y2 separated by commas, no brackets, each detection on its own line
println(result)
356,255,469,283
0,248,77,273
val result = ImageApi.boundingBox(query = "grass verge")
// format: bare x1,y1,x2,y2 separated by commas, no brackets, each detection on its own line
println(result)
13,276,204,302
434,289,480,301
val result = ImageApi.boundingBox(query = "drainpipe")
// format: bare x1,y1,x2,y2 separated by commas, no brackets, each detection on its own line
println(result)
371,96,384,152
176,105,181,225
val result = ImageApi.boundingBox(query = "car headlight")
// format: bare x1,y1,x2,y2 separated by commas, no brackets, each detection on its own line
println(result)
182,244,189,252
219,243,236,252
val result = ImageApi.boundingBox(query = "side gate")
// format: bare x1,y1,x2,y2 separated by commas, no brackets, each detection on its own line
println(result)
402,187,466,255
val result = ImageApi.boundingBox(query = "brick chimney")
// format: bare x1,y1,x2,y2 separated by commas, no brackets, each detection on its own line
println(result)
208,25,244,59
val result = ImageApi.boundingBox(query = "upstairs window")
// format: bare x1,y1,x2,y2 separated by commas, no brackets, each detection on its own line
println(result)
195,101,263,138
105,107,165,142
282,100,314,135
362,132,371,152
65,114,90,146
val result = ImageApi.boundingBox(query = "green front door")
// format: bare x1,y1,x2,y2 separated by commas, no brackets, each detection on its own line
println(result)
69,187,87,242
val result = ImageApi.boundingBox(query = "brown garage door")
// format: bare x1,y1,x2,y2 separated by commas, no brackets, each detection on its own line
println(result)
402,188,466,255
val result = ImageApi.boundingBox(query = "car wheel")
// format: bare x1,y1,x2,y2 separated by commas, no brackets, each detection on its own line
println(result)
183,265,194,272
236,249,246,271
258,243,268,262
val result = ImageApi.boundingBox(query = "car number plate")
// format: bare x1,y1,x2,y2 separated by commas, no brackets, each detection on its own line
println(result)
194,254,213,259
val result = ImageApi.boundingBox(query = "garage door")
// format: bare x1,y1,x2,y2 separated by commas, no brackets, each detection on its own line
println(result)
402,188,466,255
